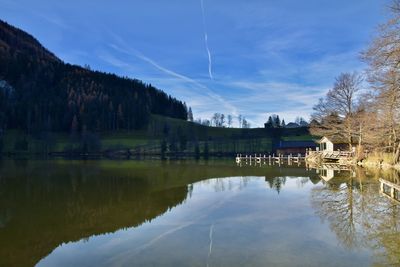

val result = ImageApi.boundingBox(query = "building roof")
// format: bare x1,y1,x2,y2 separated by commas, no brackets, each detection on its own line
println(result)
285,122,300,128
277,140,317,149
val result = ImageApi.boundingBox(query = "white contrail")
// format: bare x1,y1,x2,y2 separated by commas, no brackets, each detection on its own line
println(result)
107,41,238,117
201,0,213,79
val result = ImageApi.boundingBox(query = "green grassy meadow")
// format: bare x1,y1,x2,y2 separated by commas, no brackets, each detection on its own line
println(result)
0,115,314,156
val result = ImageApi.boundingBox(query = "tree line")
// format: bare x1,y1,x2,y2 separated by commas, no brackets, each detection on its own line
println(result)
310,0,400,163
193,113,251,128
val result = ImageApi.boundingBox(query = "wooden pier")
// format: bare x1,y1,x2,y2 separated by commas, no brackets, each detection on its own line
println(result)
306,150,354,164
380,178,400,203
235,153,305,165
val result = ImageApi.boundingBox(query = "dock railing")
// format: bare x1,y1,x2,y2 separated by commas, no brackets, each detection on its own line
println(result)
379,178,400,203
235,153,305,165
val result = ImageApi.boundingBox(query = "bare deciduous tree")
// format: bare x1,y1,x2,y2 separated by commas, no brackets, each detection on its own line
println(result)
211,113,226,127
238,114,243,128
311,72,363,150
227,115,233,128
363,0,400,163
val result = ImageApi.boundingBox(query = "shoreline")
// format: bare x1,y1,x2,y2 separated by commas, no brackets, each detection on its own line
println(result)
358,160,400,171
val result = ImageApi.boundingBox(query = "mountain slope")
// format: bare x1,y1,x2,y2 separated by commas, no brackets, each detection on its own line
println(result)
0,19,188,133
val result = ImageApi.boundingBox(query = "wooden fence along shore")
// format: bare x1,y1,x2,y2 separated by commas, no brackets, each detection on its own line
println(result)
235,149,354,165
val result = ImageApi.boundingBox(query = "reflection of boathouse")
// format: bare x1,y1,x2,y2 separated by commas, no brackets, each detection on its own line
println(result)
316,164,352,182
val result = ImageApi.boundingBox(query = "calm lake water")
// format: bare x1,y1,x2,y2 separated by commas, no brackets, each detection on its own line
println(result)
0,160,399,267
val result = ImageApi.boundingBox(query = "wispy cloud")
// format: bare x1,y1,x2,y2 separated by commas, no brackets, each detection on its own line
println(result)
224,80,328,125
106,34,238,117
200,0,213,79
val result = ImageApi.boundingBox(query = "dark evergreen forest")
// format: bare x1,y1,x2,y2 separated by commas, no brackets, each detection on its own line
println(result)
0,20,188,134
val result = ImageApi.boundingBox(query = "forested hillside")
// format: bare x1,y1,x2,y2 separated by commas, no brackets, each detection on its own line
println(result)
0,20,188,134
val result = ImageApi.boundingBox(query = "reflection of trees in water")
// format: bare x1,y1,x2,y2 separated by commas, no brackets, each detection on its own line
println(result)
266,176,287,193
0,161,191,267
311,176,360,249
295,177,312,188
311,168,400,266
198,177,251,192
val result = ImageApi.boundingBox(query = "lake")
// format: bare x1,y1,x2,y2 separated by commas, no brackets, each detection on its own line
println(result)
0,160,399,267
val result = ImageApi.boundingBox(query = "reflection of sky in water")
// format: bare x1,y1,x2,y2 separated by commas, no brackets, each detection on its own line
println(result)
37,177,371,267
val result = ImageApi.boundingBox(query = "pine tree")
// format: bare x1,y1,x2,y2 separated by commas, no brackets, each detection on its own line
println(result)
265,116,273,128
274,115,281,127
188,107,194,122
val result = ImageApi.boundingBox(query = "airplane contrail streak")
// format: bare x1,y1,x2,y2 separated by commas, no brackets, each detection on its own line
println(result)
201,0,213,79
107,41,238,116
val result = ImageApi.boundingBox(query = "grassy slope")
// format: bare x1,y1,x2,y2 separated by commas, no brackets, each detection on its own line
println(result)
1,115,314,154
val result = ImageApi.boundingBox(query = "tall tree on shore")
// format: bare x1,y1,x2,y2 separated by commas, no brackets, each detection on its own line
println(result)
363,0,400,162
265,116,274,128
211,113,226,127
227,115,233,128
274,115,281,128
242,117,250,128
352,93,378,154
238,115,243,128
188,107,194,122
310,72,363,149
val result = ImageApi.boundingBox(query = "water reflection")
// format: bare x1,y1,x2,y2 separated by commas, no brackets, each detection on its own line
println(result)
0,160,316,267
313,164,353,182
0,160,190,267
0,160,399,266
310,166,400,266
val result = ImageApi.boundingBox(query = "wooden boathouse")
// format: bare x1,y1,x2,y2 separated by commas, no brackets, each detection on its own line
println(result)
306,136,356,164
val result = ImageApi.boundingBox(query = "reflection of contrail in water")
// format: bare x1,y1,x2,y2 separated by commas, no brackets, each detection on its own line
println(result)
108,186,240,267
207,223,214,267
201,0,213,79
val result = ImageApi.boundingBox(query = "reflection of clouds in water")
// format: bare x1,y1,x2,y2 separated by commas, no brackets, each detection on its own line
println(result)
296,177,311,188
107,177,276,266
34,169,400,267
107,179,243,267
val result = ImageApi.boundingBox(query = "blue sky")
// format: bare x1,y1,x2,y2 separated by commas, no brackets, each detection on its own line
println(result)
0,0,388,127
